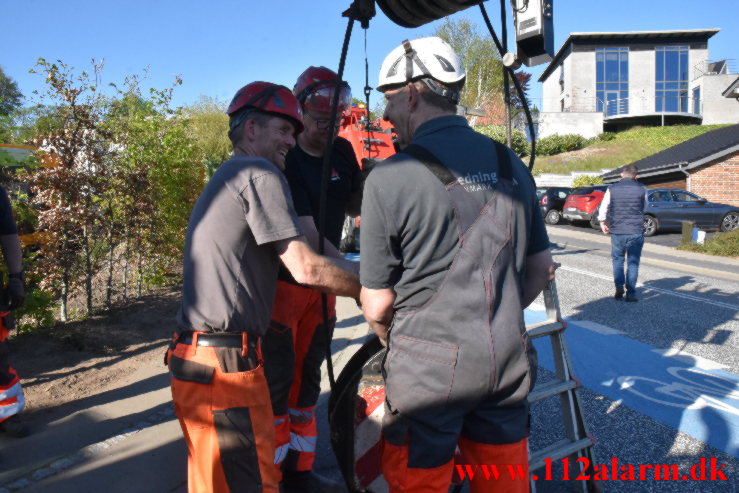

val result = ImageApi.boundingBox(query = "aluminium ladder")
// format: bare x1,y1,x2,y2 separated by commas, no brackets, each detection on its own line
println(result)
526,279,600,493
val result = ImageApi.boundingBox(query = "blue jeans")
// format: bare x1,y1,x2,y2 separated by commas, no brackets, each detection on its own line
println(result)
611,233,644,295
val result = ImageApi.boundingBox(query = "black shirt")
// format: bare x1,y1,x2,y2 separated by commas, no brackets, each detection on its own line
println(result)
278,137,360,283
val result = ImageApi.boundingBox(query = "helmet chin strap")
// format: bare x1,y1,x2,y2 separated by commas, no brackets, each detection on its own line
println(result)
401,39,461,104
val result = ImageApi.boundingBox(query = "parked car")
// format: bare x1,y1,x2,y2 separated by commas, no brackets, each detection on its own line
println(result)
643,189,739,236
536,186,572,225
562,185,609,229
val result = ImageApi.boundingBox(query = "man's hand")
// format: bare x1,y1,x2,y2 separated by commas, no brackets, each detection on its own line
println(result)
549,262,561,281
600,221,610,235
7,277,24,310
360,286,396,346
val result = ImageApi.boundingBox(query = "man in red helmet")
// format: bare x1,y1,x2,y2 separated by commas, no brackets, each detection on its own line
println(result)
168,81,360,493
262,66,361,493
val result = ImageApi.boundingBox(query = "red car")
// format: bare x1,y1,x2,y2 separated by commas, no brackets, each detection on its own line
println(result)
562,185,609,229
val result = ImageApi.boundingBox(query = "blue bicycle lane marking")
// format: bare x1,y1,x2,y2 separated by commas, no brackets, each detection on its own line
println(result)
525,309,739,458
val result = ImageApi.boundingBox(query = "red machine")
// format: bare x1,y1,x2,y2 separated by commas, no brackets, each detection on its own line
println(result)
337,103,397,252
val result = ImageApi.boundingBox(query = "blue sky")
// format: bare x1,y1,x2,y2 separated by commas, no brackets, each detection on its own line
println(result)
3,0,737,112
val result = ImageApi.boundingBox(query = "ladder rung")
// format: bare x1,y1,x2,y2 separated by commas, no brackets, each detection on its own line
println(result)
529,437,595,471
526,320,563,338
528,379,577,403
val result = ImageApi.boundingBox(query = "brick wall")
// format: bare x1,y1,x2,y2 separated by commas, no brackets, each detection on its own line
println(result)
690,151,739,207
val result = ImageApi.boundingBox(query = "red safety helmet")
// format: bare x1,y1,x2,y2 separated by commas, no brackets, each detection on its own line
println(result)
227,81,304,134
293,66,351,114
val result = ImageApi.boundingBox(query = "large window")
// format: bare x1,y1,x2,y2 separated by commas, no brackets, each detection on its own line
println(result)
656,46,689,112
596,47,629,116
693,87,701,115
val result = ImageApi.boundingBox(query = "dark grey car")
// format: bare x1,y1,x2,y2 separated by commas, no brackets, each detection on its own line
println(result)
536,186,572,225
643,189,739,236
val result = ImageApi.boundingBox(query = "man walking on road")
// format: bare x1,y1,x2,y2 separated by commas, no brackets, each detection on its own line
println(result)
168,81,360,493
359,37,554,493
598,164,649,302
262,67,361,493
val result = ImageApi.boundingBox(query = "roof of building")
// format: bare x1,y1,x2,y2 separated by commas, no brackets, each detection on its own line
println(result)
539,29,720,82
601,124,739,182
723,76,739,98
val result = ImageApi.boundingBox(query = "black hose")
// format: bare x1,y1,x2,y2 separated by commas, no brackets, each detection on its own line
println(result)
500,0,512,149
319,13,355,392
479,2,537,171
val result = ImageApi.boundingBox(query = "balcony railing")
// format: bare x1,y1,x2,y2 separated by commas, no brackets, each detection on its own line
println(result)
535,95,703,117
692,59,737,81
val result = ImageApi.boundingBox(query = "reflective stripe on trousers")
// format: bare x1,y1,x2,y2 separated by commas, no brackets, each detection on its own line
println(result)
264,281,336,473
0,375,24,421
0,316,24,422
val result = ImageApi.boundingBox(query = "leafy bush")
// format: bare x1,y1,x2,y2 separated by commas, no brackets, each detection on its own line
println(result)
474,125,529,156
678,228,739,257
536,134,588,155
597,132,617,141
572,175,604,187
15,287,55,333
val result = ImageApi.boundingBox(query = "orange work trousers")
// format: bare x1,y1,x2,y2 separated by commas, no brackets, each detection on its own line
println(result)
0,313,24,423
382,436,529,493
169,336,278,493
263,281,336,474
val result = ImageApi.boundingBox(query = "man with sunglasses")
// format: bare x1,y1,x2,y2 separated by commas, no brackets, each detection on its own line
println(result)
262,66,361,493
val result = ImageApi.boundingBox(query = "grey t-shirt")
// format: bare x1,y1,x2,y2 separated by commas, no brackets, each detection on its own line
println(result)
360,115,549,311
177,155,302,335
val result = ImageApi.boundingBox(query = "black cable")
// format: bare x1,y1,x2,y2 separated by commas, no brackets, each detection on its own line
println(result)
319,14,355,392
364,27,373,151
480,2,537,171
501,0,511,148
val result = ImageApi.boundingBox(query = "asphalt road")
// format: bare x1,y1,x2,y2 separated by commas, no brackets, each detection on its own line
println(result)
2,228,737,492
531,226,739,492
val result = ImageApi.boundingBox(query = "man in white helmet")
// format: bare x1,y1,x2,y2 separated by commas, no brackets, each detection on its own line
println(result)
359,37,554,492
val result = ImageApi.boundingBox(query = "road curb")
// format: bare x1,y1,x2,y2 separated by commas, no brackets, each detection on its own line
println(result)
546,226,739,281
546,226,739,263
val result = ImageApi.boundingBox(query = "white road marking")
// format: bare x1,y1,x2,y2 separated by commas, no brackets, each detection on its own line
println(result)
575,320,624,336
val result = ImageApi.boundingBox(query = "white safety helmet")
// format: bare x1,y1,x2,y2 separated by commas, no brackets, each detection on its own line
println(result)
377,36,466,103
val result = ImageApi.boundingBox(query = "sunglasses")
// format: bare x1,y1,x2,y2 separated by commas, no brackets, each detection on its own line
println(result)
306,112,342,131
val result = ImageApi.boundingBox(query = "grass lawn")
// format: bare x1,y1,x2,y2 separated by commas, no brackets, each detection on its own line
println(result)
532,124,729,176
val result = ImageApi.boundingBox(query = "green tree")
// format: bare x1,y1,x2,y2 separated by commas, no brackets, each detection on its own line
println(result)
434,18,503,121
25,58,111,321
181,96,231,177
6,104,65,144
0,66,24,142
0,66,23,117
105,75,203,296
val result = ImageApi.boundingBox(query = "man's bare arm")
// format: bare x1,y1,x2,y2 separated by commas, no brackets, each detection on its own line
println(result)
275,236,360,298
360,286,396,344
522,248,557,308
297,216,358,276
